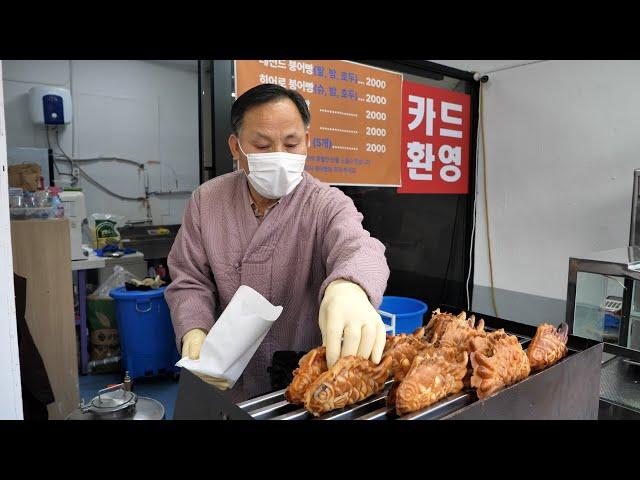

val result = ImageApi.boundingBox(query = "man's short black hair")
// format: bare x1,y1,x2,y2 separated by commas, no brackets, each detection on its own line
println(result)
231,83,311,135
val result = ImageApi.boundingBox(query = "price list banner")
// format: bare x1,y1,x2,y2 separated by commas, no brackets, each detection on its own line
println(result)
235,60,403,186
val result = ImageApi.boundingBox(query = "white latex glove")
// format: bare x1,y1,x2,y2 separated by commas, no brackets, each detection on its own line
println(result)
181,328,230,390
319,279,387,368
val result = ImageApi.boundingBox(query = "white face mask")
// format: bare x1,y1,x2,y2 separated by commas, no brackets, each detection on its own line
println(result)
237,141,306,200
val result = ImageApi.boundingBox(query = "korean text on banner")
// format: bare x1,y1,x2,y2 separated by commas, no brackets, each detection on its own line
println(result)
398,81,470,194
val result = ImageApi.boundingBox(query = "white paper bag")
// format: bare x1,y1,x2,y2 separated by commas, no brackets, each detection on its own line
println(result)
176,285,282,387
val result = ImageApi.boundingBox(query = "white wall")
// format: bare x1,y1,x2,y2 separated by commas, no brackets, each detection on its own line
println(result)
437,60,640,307
0,61,24,420
2,60,199,225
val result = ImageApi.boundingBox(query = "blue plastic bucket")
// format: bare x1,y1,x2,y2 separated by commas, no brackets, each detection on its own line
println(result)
109,287,180,378
378,296,428,335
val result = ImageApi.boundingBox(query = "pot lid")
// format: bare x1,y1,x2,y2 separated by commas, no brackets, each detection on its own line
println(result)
87,389,137,414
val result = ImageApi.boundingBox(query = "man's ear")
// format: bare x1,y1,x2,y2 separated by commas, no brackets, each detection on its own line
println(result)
305,130,310,148
228,134,240,160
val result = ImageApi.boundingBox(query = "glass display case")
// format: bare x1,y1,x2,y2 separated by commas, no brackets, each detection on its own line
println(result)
565,169,640,419
566,247,640,351
566,247,640,419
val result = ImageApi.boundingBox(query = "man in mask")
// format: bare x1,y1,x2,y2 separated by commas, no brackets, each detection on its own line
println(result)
165,83,390,403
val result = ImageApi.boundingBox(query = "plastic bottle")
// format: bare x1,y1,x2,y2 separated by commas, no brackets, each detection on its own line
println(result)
8,188,23,208
48,187,65,218
53,195,64,218
156,264,167,279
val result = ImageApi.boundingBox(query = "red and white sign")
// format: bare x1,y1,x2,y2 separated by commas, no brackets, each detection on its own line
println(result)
398,81,471,194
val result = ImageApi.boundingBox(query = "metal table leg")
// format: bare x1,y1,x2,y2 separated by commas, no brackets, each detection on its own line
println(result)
78,270,89,375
